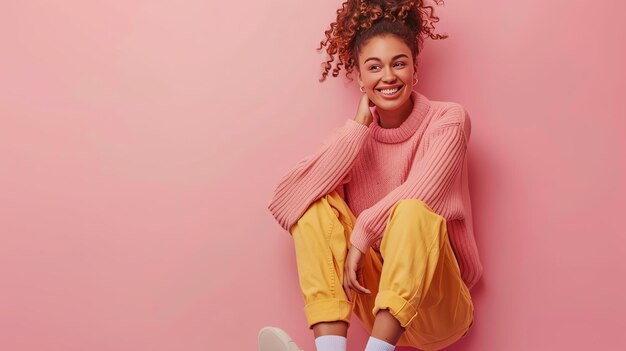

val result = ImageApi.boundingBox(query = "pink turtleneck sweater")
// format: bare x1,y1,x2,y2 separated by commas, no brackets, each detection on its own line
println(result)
267,90,483,290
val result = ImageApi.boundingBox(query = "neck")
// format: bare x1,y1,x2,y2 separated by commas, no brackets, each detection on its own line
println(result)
377,95,414,128
369,90,431,144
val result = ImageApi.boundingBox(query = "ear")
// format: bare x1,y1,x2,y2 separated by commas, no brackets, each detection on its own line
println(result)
357,69,363,87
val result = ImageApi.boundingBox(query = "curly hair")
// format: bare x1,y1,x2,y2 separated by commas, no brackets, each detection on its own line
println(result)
317,0,448,82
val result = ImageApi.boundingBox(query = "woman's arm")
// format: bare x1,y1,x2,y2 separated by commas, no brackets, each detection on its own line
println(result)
267,118,369,234
349,104,469,254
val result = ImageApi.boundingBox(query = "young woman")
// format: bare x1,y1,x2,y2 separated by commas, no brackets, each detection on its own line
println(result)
260,1,483,350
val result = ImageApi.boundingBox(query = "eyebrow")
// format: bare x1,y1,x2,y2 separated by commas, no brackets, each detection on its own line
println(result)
363,54,409,64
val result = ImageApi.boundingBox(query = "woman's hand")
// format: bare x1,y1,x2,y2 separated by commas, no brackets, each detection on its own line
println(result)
354,92,374,127
343,246,371,302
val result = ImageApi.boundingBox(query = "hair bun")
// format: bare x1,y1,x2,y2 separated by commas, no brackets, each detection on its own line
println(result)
317,0,448,82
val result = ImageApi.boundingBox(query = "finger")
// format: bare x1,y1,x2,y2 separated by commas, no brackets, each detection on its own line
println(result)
346,265,356,297
343,272,352,302
357,269,371,294
352,269,369,295
349,267,368,295
343,263,352,301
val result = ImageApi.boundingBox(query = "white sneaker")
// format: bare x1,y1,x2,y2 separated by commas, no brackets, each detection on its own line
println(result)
258,326,304,351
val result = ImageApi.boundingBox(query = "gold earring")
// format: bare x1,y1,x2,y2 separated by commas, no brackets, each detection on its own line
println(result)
360,86,365,93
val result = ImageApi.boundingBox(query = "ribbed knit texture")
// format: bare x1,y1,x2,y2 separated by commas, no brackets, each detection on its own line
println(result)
364,336,396,351
267,90,483,290
314,335,347,351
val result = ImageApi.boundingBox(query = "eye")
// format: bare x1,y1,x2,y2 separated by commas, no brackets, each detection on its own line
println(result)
368,62,406,70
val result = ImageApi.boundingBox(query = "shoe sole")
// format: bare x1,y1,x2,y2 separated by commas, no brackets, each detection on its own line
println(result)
258,326,301,351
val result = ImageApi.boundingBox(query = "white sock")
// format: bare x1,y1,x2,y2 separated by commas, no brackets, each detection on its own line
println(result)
363,336,396,351
314,335,347,351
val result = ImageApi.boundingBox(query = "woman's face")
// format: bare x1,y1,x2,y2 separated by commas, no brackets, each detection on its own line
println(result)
357,35,415,112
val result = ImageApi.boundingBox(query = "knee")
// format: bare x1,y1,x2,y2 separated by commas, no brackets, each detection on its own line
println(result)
391,198,444,222
294,191,340,226
394,198,432,213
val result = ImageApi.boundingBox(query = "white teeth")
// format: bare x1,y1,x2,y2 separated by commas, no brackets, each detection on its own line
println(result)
378,86,401,95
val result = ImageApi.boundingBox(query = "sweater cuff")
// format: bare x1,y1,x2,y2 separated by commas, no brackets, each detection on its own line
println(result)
349,221,374,254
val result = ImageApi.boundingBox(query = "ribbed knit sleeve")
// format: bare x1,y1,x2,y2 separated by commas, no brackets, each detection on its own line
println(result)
349,105,468,254
267,118,370,233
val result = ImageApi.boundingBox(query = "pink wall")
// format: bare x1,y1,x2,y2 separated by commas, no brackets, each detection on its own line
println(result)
1,1,625,350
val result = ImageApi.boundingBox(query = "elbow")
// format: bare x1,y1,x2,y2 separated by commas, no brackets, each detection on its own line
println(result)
466,262,484,291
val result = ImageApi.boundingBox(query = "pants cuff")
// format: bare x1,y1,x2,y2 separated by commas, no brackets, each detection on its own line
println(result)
304,298,353,329
373,290,419,328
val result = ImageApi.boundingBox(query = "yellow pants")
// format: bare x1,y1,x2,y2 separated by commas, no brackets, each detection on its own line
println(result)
290,190,474,351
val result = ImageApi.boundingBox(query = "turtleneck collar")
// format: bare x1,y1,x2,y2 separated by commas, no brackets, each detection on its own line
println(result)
369,90,431,144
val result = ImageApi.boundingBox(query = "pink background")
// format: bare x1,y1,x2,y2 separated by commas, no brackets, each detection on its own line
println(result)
1,1,625,350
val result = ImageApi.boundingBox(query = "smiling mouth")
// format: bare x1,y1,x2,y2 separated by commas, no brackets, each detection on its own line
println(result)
376,85,404,96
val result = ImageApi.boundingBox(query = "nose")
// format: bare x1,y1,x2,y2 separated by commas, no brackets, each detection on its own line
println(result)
382,66,397,83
